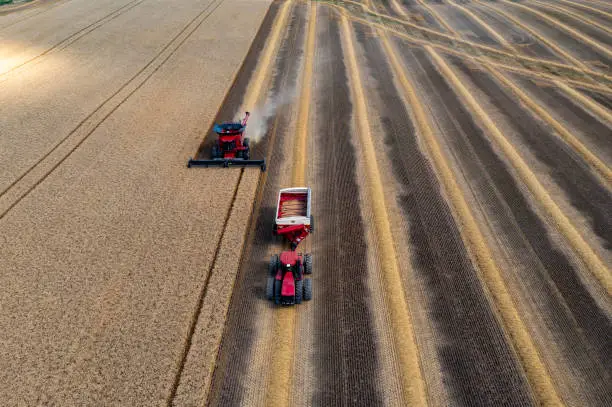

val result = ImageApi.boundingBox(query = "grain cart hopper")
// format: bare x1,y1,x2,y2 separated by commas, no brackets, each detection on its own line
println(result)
266,187,313,305
187,112,266,170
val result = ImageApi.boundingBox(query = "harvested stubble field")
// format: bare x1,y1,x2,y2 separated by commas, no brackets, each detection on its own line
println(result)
1,0,611,406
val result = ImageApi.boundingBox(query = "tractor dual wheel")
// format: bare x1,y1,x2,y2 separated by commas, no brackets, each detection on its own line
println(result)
304,254,312,275
266,276,275,300
304,278,312,301
295,279,303,304
269,255,279,276
274,279,281,305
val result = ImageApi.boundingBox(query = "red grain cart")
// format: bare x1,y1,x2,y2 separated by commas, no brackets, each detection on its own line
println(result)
273,187,313,250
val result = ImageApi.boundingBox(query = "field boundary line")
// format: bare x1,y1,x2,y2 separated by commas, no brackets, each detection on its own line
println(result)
500,0,612,60
556,81,612,125
0,0,146,79
341,14,427,406
0,0,227,220
532,0,612,36
428,47,612,298
487,70,612,186
263,3,315,407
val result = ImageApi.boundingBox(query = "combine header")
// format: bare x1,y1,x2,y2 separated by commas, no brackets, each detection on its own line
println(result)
266,188,313,305
187,112,266,170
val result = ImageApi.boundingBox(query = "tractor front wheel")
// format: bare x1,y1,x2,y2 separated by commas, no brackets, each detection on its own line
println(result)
304,254,312,275
211,144,221,159
295,279,303,304
266,277,275,300
304,278,312,301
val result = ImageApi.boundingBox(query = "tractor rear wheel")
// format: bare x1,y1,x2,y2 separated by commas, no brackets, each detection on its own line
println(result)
304,278,312,301
304,254,312,275
274,279,281,305
243,147,250,160
236,150,243,159
269,255,279,276
266,276,275,300
295,279,303,304
243,138,250,148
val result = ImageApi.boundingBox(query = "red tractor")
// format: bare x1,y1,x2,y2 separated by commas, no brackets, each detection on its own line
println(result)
266,188,313,305
187,112,266,170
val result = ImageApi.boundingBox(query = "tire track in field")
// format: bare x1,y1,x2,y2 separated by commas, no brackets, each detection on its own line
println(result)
388,2,612,268
422,50,612,404
0,0,77,28
429,49,612,297
331,0,612,88
582,89,612,111
418,2,612,186
498,0,612,65
485,69,612,187
265,3,315,406
547,0,612,22
358,20,535,405
165,3,285,405
206,2,304,405
531,0,612,37
0,0,145,78
447,0,512,49
378,27,563,403
473,0,590,70
0,0,225,221
341,14,427,406
309,8,381,406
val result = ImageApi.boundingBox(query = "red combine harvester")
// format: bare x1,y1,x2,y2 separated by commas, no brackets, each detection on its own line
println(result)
266,187,313,305
187,112,266,170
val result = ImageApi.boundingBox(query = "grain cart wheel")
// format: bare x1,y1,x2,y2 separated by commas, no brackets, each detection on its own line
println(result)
310,215,314,233
295,279,303,304
304,278,312,301
304,254,312,275
266,276,275,300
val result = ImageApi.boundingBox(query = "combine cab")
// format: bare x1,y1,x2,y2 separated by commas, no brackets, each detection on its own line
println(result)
266,187,313,305
187,112,266,170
